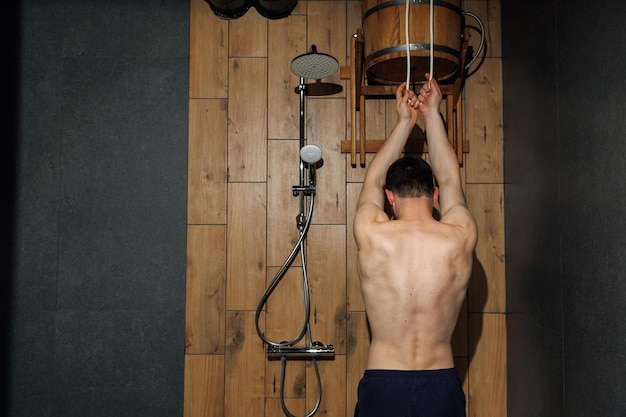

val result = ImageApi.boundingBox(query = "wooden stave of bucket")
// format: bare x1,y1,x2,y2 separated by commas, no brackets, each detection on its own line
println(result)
362,0,463,85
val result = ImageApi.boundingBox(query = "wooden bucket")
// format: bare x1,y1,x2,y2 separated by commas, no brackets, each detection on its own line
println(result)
362,0,463,84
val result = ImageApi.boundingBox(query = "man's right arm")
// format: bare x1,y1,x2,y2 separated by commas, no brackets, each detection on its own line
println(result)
417,75,476,234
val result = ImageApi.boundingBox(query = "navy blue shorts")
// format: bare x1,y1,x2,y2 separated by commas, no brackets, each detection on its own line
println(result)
355,368,466,417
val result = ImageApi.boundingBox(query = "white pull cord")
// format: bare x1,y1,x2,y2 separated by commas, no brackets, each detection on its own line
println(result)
405,0,434,89
405,0,411,87
429,0,433,87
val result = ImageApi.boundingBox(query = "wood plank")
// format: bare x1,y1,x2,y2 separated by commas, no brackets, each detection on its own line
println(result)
189,0,228,98
267,139,301,267
346,1,362,56
184,354,224,417
265,349,306,399
307,0,347,95
467,184,505,313
346,311,370,414
307,225,347,354
346,98,386,180
263,264,307,400
306,98,347,224
185,225,226,354
226,182,267,310
306,355,347,416
268,15,306,139
464,58,504,183
469,313,507,417
224,311,266,415
265,266,306,346
229,7,267,57
463,0,502,58
187,99,227,225
452,298,469,357
266,398,305,416
346,183,365,311
228,57,268,182
454,356,470,417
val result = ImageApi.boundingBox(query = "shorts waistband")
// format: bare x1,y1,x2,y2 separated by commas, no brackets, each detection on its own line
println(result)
363,368,458,379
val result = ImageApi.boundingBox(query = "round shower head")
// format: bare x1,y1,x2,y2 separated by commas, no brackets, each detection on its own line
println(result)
290,46,339,80
300,144,322,164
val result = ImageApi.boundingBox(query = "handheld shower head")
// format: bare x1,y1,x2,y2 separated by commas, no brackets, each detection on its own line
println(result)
293,145,322,195
300,144,322,165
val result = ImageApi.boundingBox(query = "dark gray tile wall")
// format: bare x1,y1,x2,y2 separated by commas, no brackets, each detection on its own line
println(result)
502,3,564,415
503,0,626,416
9,1,189,416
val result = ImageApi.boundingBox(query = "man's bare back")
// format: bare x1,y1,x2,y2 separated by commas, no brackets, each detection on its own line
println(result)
353,77,477,373
356,214,474,370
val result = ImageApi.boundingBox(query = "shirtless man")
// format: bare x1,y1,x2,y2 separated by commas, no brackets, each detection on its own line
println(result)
353,75,477,417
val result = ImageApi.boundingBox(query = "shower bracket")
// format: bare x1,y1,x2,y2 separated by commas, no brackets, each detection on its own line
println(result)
292,185,316,196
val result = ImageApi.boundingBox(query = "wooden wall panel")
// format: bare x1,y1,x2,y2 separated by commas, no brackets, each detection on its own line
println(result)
307,225,347,353
187,1,506,416
264,267,306,345
226,182,267,310
464,58,504,183
469,313,507,417
225,311,266,415
346,1,362,54
189,0,227,98
455,356,470,416
184,354,225,417
464,0,502,58
268,15,306,140
345,99,385,182
452,298,469,357
264,265,307,400
228,57,268,182
265,349,306,399
266,398,305,417
188,99,227,225
467,183,505,313
229,8,267,57
267,139,301,267
346,183,365,311
307,99,346,225
307,1,347,94
346,311,370,413
306,356,347,416
186,225,226,354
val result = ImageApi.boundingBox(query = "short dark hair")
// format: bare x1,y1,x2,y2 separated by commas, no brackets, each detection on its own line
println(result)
384,156,435,198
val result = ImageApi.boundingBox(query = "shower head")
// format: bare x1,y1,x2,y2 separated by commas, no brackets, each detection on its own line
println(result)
290,45,339,80
300,144,322,165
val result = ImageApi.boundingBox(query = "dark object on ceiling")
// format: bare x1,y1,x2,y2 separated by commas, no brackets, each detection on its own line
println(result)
206,0,297,20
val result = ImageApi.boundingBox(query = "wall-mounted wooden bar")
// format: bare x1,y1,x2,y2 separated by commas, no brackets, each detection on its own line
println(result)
340,137,469,154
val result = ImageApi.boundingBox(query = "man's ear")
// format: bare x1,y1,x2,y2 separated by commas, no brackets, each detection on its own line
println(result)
433,186,439,204
384,188,395,207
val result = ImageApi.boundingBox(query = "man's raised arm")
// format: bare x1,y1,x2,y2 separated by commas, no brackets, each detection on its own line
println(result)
416,74,468,221
356,82,419,213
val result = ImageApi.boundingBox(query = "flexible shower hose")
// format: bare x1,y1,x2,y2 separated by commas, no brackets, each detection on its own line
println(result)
255,194,323,417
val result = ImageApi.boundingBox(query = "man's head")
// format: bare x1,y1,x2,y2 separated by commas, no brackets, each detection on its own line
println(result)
384,156,435,198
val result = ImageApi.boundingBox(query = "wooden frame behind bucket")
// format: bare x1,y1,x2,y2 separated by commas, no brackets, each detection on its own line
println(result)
340,27,471,167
